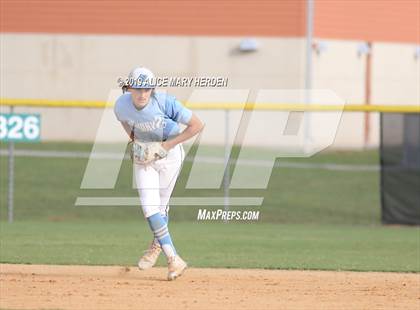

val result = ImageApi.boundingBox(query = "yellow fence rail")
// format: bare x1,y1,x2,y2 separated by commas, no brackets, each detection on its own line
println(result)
1,98,419,113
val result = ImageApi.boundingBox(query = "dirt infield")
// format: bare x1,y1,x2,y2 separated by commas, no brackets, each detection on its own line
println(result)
0,264,418,310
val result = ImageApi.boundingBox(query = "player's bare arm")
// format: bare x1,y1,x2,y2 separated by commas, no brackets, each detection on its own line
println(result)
162,114,204,151
120,121,134,139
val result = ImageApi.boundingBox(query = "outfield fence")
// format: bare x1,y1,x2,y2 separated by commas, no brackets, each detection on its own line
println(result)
1,99,419,224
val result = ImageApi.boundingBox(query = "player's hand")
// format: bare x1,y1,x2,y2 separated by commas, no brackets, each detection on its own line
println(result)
161,140,174,152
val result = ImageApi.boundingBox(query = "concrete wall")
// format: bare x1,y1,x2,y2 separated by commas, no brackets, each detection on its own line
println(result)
311,39,419,149
1,34,306,100
312,39,367,149
1,34,419,150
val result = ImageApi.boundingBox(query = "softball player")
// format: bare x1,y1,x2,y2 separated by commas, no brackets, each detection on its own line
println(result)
114,67,203,280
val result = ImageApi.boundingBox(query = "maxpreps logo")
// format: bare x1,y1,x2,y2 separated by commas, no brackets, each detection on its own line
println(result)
197,209,260,221
76,89,345,207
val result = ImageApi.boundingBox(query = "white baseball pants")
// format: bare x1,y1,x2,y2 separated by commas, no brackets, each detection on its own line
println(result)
134,144,185,218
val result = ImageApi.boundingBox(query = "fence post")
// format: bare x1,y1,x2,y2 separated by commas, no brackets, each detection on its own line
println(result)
7,105,15,223
223,109,230,216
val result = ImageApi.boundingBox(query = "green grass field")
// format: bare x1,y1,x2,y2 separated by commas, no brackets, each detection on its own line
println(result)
0,142,419,272
1,221,418,272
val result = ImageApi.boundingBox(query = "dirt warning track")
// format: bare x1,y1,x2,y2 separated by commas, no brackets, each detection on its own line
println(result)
0,264,418,310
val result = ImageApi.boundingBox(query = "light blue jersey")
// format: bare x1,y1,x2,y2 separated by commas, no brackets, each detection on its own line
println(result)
114,91,192,142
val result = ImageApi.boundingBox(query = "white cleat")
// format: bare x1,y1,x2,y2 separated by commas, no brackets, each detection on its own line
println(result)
167,255,187,281
138,241,162,270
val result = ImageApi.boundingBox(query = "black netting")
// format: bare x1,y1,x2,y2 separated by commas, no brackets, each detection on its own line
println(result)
380,113,420,225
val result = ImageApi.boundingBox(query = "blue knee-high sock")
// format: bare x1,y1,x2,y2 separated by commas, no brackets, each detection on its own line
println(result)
147,213,176,258
154,214,169,244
